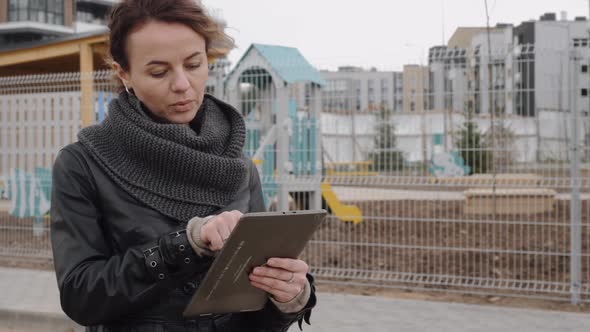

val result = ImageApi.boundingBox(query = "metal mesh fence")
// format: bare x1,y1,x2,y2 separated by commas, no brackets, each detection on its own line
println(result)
0,45,589,302
0,71,113,260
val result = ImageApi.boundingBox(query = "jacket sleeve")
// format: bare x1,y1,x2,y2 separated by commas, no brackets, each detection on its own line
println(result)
230,160,317,331
248,159,267,213
50,147,211,326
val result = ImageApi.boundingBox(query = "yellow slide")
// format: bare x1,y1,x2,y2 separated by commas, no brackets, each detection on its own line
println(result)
320,180,362,224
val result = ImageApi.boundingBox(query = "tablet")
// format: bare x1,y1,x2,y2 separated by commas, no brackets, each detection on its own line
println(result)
182,209,326,317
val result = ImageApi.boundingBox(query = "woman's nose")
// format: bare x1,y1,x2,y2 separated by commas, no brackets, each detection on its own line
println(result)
171,71,190,92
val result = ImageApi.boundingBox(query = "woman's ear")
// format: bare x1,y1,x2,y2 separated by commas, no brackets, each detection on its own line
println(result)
112,61,131,90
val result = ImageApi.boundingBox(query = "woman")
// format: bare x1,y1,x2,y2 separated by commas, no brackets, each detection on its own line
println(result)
50,0,316,331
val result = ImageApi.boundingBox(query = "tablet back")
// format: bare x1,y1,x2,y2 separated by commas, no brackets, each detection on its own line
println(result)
182,209,326,317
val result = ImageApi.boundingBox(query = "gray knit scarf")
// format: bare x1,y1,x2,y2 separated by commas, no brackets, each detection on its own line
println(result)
78,92,247,223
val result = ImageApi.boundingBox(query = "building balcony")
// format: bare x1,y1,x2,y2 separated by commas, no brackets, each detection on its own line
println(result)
77,0,119,5
0,21,74,36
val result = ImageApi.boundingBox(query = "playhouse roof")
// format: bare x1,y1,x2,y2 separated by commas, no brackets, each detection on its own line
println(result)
229,43,325,86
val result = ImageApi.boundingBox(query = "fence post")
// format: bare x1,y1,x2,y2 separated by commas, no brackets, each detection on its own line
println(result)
310,85,323,210
569,47,582,304
80,43,94,127
276,87,290,211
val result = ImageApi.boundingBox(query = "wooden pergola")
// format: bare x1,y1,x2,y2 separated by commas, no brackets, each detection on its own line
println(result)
0,31,110,127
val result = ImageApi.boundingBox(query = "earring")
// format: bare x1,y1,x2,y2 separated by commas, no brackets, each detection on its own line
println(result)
124,83,130,94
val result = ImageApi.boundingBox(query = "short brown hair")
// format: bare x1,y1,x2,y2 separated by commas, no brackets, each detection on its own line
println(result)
107,0,233,72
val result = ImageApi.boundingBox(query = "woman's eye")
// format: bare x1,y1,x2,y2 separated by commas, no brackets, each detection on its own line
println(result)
186,63,201,70
150,71,166,78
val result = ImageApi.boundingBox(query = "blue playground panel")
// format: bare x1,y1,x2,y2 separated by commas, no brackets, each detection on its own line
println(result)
245,124,260,158
97,91,113,123
244,99,319,208
289,114,317,176
261,144,277,209
7,168,51,218
34,167,52,203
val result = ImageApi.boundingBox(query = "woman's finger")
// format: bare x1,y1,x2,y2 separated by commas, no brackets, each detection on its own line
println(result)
229,210,243,221
248,272,305,296
206,227,224,251
250,280,301,303
227,215,239,233
217,222,231,242
251,266,294,282
266,258,309,274
202,211,241,250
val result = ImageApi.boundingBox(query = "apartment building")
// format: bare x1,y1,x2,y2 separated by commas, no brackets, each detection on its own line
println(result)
0,0,115,47
427,12,590,119
428,25,512,115
402,64,428,113
320,66,403,114
514,12,590,117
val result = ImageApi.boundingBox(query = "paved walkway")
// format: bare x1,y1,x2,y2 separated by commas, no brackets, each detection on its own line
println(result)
1,267,589,332
294,294,590,332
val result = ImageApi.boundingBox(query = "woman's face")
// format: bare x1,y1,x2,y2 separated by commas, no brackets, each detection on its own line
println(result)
115,20,208,124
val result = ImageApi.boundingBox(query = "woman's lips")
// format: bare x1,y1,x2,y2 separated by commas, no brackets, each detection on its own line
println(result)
170,100,195,112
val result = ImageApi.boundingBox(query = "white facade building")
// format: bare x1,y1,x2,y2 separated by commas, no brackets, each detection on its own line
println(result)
320,66,403,114
470,25,514,115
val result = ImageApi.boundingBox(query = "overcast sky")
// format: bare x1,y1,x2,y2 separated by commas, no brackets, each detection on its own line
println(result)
201,0,589,71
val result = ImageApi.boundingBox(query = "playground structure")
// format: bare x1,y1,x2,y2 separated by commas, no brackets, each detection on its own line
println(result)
224,44,362,222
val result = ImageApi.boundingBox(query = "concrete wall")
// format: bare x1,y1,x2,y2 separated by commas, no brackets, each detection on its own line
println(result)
321,113,375,162
320,110,580,163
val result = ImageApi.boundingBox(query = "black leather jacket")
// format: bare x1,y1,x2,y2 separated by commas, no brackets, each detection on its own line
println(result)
50,142,315,331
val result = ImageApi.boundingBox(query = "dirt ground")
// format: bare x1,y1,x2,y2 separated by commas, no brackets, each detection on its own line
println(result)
306,199,590,282
303,199,590,310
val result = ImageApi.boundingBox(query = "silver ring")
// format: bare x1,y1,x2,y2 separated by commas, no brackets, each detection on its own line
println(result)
286,272,295,283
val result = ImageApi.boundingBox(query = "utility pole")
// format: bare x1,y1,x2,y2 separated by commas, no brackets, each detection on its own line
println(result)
570,0,590,305
484,0,497,218
570,43,582,305
441,0,446,45
568,5,585,302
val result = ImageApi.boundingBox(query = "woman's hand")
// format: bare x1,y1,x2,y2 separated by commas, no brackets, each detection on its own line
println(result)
249,258,309,303
199,210,242,251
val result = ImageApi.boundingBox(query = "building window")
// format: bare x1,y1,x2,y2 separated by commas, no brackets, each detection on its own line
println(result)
8,0,64,25
582,88,588,97
574,38,589,48
582,65,588,73
76,1,110,25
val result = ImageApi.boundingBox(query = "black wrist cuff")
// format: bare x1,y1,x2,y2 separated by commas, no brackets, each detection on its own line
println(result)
142,246,168,282
158,229,199,272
